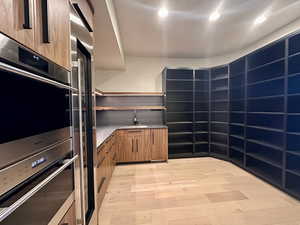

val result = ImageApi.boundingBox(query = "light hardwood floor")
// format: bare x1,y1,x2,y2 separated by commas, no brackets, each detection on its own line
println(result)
98,158,300,225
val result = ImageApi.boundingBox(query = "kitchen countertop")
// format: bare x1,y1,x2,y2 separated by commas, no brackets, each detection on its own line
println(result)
96,125,168,148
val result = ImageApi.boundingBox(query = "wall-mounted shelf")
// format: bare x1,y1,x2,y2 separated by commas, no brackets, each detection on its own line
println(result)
96,106,166,111
95,91,164,97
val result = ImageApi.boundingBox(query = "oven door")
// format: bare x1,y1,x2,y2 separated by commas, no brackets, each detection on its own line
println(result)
0,155,77,225
0,63,72,170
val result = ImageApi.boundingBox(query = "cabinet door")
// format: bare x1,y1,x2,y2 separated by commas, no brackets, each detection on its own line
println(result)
151,129,168,161
71,0,94,31
135,129,151,162
0,1,15,38
35,0,70,70
13,0,35,50
117,132,135,163
59,203,76,225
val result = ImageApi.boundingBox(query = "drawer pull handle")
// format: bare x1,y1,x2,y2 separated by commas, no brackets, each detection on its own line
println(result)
97,177,106,193
41,0,50,43
132,139,134,152
23,0,32,29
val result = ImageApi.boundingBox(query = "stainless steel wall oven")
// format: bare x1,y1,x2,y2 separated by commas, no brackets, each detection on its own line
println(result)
0,32,76,224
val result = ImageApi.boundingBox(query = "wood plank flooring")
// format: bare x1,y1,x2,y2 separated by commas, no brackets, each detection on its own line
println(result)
98,158,300,225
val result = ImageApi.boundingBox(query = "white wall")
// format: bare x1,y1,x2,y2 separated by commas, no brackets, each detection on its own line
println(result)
95,17,300,92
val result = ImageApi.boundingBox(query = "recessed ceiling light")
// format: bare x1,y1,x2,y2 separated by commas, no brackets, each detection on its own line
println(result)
209,11,220,21
158,8,169,18
254,15,267,25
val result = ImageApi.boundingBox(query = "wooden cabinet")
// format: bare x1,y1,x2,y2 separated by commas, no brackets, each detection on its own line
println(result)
117,128,167,163
96,133,118,209
14,0,36,50
71,0,94,31
59,203,76,225
0,0,70,70
96,128,167,212
35,0,70,69
0,1,15,38
117,129,151,163
151,129,168,161
0,0,35,50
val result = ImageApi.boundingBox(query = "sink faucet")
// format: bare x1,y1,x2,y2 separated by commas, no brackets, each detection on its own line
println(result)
133,110,139,125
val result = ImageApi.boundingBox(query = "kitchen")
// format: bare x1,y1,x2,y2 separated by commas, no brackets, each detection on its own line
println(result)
1,1,300,225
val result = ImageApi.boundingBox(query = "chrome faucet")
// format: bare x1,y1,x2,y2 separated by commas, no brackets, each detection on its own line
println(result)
133,110,139,125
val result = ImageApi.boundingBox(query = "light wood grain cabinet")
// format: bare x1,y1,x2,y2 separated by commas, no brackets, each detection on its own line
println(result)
117,129,151,163
59,203,76,225
96,133,118,209
117,128,168,163
0,1,15,38
34,0,70,69
71,0,94,31
0,0,70,70
14,0,36,50
151,129,168,161
0,0,35,50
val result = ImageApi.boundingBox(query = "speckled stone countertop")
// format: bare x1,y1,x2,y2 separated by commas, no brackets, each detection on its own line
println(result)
96,125,168,148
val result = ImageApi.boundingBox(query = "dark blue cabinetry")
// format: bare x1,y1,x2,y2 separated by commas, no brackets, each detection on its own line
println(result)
210,65,229,158
163,30,300,200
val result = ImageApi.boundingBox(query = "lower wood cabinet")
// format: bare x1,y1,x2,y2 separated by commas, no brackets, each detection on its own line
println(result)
96,133,118,210
96,128,168,212
151,128,168,161
117,128,168,163
117,129,151,163
59,203,76,225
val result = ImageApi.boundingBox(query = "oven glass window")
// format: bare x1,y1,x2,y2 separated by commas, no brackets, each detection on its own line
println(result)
0,68,71,144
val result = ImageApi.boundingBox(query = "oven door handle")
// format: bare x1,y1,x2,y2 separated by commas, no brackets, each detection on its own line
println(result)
0,155,78,223
0,62,75,91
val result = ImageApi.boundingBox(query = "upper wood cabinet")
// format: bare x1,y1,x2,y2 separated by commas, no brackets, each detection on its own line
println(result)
34,0,71,70
0,1,15,39
71,0,94,31
0,0,71,70
13,0,36,50
151,129,168,161
0,0,35,50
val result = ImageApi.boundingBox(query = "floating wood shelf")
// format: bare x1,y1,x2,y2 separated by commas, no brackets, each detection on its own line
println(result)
95,91,164,97
96,106,166,111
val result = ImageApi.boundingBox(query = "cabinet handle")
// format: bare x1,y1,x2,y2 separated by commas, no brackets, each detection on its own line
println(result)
97,177,106,193
23,0,32,29
132,139,134,152
136,139,138,152
41,0,50,43
152,132,154,144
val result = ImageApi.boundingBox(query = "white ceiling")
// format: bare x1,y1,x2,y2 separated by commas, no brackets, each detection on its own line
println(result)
112,0,300,58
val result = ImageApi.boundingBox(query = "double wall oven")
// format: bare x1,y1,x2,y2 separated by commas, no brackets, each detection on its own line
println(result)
0,32,76,224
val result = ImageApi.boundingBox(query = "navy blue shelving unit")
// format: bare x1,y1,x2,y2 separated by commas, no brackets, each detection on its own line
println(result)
194,69,210,155
229,57,246,167
244,40,286,188
210,65,229,158
162,30,300,200
164,68,210,158
164,69,194,158
285,32,300,197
